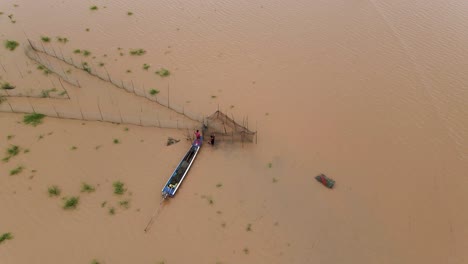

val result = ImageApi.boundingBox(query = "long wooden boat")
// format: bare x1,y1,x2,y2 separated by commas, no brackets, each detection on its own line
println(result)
162,137,202,198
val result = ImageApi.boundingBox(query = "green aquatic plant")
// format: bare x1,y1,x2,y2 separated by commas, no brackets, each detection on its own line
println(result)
4,40,19,51
23,113,45,126
129,49,146,56
83,50,91,56
127,11,133,16
73,49,81,54
113,138,120,144
90,6,98,10
143,63,150,70
63,196,79,209
48,186,61,197
155,68,170,77
0,233,13,244
3,145,20,162
113,181,126,195
7,145,20,157
41,36,51,43
81,183,95,193
10,165,24,175
119,200,130,209
56,36,69,43
1,82,15,90
149,89,159,96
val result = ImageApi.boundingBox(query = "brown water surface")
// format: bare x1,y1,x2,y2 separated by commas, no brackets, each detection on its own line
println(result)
0,0,467,263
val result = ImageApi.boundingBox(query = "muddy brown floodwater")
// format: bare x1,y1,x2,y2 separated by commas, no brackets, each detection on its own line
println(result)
0,0,467,263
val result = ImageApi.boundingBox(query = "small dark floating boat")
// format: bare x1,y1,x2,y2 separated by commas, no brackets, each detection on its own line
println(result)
162,137,202,198
315,174,335,189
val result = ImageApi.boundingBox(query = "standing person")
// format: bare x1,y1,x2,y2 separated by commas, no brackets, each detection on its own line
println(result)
194,130,201,140
210,134,215,146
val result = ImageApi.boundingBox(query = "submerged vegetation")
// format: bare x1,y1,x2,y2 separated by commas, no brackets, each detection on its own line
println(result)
108,207,115,215
149,89,159,96
90,6,98,11
41,88,57,98
10,165,24,176
1,82,15,90
56,36,69,43
0,233,13,244
63,196,79,209
41,36,51,43
81,183,95,193
119,200,130,209
143,63,150,70
36,64,52,75
155,68,170,77
3,145,20,162
113,181,126,195
129,49,146,56
4,40,19,51
23,113,45,126
48,186,61,197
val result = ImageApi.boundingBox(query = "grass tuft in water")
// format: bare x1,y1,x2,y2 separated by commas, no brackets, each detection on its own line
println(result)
10,165,24,175
155,68,170,77
91,260,100,264
246,223,252,232
113,181,126,195
83,50,91,56
7,145,20,157
90,6,98,10
1,82,15,90
113,138,120,144
48,186,61,197
129,49,146,56
4,40,19,51
81,183,95,193
73,49,81,54
119,200,130,209
41,36,51,43
0,233,13,244
23,113,45,126
143,63,150,70
127,11,133,16
149,89,159,96
63,196,79,209
108,207,115,215
56,36,69,43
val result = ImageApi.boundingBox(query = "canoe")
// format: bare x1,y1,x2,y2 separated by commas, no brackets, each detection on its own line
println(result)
161,137,202,198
